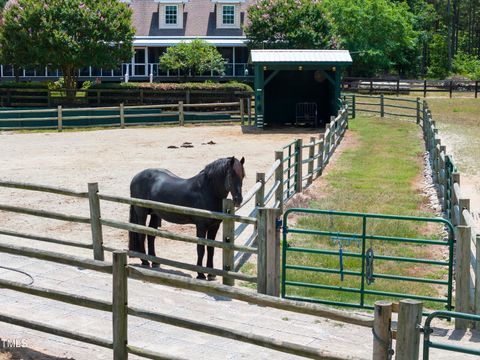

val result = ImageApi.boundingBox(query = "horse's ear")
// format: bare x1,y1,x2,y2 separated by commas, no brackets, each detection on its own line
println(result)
230,157,235,166
240,157,245,165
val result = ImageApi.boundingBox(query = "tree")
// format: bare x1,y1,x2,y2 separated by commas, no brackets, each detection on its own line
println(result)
159,39,226,78
245,0,334,49
0,0,135,97
324,0,418,76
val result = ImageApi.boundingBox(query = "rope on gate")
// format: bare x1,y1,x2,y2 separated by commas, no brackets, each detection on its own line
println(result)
366,248,375,285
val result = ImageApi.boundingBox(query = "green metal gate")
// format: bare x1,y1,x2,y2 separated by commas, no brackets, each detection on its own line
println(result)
281,208,454,311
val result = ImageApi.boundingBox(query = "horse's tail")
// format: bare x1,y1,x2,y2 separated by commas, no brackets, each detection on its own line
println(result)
129,205,139,252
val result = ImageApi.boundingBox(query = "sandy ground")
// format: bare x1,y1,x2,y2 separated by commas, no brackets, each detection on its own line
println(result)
0,124,321,271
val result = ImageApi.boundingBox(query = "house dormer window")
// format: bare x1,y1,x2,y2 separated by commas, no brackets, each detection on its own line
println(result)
222,5,235,25
156,0,188,29
213,0,244,29
165,5,178,25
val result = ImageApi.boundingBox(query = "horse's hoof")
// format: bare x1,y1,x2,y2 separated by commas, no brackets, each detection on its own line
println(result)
207,274,217,281
196,273,207,280
151,263,160,269
141,261,150,268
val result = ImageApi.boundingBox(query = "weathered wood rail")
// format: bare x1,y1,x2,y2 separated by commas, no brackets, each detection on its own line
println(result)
0,244,376,359
0,99,252,130
342,77,480,98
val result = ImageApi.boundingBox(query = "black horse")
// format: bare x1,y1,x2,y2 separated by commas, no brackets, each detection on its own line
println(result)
128,156,245,280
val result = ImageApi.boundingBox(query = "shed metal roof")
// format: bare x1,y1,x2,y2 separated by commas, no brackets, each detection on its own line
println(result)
250,50,352,64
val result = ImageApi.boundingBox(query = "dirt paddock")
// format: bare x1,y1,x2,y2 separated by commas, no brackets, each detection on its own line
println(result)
0,124,320,274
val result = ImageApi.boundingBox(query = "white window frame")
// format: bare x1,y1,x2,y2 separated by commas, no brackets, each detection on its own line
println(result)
164,5,178,26
222,5,235,26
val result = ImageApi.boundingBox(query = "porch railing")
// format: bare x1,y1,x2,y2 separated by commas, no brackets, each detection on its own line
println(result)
0,63,254,79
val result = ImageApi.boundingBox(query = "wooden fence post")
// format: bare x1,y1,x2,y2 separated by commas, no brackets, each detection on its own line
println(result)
112,251,128,359
274,151,284,213
475,234,480,328
424,79,427,98
449,80,453,98
475,81,479,99
57,105,63,132
120,103,125,129
247,97,252,126
330,116,336,150
178,101,184,126
380,94,385,117
455,225,472,329
257,207,280,296
307,137,315,186
352,94,356,119
372,301,393,360
255,173,265,207
395,299,423,360
88,183,104,261
295,139,303,194
222,199,235,286
240,99,245,126
317,138,324,177
416,98,421,124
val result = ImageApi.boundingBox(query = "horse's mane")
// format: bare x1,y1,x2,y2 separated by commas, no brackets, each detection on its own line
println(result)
203,158,231,179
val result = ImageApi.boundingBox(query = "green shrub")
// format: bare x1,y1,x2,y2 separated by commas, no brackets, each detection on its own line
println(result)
452,52,480,80
47,77,65,91
91,81,253,92
81,80,93,90
0,81,49,88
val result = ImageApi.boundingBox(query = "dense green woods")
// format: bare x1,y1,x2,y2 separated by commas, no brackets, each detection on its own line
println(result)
246,0,480,79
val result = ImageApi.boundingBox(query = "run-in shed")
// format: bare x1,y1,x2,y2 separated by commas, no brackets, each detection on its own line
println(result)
250,50,352,128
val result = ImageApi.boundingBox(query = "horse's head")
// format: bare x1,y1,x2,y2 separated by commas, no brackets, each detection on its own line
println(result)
226,156,245,207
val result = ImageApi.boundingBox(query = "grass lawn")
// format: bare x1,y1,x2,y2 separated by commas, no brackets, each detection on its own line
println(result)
284,117,450,310
424,98,480,176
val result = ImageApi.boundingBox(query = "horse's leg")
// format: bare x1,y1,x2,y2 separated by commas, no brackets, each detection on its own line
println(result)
206,223,220,281
196,226,207,280
148,215,160,268
129,206,149,267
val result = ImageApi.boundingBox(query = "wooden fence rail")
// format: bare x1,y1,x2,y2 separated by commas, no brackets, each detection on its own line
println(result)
0,100,246,131
0,243,375,359
342,77,480,98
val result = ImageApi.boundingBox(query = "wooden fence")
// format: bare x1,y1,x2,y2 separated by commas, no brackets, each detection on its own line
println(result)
0,100,252,131
0,242,382,359
0,87,252,108
422,103,479,330
344,94,479,330
343,77,480,98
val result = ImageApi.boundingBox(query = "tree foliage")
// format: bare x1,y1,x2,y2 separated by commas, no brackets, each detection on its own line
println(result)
245,0,334,49
324,0,418,76
0,0,134,94
159,39,226,78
